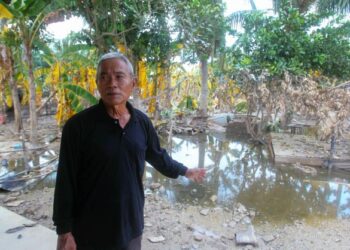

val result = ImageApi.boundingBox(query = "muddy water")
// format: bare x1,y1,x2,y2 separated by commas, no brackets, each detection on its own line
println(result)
144,133,350,224
2,132,349,224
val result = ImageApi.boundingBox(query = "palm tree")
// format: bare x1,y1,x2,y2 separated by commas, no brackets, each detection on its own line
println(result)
273,0,350,13
173,0,227,117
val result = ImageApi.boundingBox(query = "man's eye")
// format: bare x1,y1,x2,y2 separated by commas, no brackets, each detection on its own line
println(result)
116,74,125,80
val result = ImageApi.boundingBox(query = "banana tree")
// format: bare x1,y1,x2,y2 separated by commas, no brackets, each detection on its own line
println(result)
0,0,54,143
0,43,23,131
37,36,98,125
0,15,24,131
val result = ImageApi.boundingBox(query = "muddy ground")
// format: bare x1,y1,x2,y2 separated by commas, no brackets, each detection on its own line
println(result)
1,115,350,249
0,188,350,250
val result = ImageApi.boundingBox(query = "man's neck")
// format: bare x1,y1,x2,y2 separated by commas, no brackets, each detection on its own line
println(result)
104,103,131,129
105,103,129,120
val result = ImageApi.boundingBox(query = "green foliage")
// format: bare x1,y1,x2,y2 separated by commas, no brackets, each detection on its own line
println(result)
178,95,197,111
227,1,350,79
63,84,98,113
235,101,248,113
173,0,227,59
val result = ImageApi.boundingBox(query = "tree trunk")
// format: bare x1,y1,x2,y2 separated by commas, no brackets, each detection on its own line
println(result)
199,57,208,117
132,57,140,109
6,48,23,132
0,46,22,133
165,66,172,109
23,39,38,143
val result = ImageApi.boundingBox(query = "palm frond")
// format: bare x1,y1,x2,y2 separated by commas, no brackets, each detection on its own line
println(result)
227,10,259,28
317,0,350,13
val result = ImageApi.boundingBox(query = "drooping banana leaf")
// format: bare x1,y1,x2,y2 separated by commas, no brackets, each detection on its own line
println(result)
63,84,98,113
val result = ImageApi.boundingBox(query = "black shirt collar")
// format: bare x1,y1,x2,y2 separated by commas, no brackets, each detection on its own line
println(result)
97,99,138,123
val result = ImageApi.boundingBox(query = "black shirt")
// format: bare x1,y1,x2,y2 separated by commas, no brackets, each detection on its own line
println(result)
53,100,187,248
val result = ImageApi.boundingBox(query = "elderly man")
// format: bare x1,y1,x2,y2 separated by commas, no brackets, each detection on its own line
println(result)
53,52,206,250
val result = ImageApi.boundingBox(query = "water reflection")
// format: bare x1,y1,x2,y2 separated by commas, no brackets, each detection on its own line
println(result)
0,150,57,191
144,133,350,223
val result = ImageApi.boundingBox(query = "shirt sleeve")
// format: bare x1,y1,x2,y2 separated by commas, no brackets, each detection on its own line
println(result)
52,119,80,235
145,118,188,178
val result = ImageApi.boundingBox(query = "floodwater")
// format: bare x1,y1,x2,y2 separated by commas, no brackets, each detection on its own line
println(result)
1,132,350,224
144,132,350,224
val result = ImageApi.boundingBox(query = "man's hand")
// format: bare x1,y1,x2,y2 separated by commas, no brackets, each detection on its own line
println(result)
57,232,76,250
185,168,206,183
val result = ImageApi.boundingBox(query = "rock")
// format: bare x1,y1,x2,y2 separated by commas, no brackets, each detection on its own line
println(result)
23,223,37,227
200,208,210,216
5,200,25,207
193,233,203,242
293,162,317,176
210,195,217,203
205,230,220,239
144,222,153,227
161,204,170,209
234,203,248,214
263,234,275,243
249,210,256,218
235,225,258,246
188,224,205,234
10,191,21,197
22,208,35,216
213,207,222,213
192,243,199,249
148,236,165,243
234,217,241,223
150,183,161,191
226,234,235,240
4,196,18,203
17,234,22,239
34,212,49,220
1,159,8,166
242,216,252,224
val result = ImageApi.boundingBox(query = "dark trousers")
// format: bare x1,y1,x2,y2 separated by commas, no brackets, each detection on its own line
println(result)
122,235,142,250
78,235,142,250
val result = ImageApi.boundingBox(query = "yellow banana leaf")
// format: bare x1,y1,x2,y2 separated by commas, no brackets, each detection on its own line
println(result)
0,3,13,19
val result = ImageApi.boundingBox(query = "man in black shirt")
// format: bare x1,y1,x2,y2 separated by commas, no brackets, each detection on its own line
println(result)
53,52,206,250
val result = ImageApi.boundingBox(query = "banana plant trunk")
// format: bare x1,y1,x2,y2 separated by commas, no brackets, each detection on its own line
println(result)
199,57,208,117
23,38,38,144
7,48,23,132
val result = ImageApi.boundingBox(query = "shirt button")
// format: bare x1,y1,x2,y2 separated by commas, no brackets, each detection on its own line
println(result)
114,120,118,124
122,132,126,135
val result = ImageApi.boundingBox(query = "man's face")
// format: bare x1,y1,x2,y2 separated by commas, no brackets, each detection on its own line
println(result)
97,58,135,107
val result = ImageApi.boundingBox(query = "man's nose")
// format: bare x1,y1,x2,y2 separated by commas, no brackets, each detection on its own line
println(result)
106,76,119,87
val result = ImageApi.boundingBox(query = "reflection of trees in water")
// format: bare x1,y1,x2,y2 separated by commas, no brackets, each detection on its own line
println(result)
145,134,350,220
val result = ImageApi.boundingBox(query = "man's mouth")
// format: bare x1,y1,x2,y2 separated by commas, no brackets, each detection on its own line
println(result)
107,92,121,96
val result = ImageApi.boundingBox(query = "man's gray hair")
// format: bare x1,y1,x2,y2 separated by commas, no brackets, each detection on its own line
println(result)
96,52,134,81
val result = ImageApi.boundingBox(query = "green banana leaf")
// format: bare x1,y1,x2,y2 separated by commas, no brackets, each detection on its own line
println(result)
63,84,98,113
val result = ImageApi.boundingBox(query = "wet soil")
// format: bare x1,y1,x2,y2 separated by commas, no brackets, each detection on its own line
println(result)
1,188,350,250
